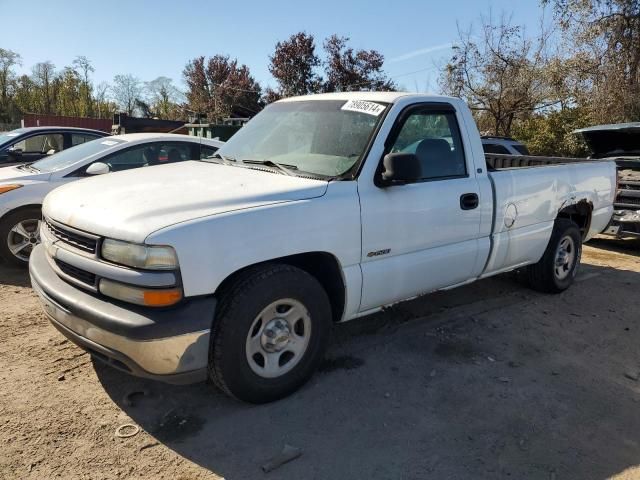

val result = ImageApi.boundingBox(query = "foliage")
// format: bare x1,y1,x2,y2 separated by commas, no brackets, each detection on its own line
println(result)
269,32,321,97
183,55,262,121
322,35,395,92
266,32,395,100
512,107,591,156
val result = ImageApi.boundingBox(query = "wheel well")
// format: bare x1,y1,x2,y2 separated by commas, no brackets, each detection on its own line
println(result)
215,252,346,323
557,200,592,239
0,204,42,224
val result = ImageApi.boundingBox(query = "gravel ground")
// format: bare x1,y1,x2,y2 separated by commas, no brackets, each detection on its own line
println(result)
1,237,640,480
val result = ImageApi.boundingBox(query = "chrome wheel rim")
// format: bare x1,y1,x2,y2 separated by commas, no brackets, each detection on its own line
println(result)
554,235,576,280
7,219,41,262
245,298,311,379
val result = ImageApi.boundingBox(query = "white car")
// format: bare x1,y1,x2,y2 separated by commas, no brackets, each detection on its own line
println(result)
31,92,615,403
0,133,223,266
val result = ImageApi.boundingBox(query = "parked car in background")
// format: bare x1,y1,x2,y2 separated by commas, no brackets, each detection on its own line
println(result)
481,136,530,155
575,123,640,239
0,133,222,266
30,92,615,403
0,127,108,166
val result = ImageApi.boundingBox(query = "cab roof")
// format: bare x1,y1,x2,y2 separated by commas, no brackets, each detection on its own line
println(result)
277,91,456,104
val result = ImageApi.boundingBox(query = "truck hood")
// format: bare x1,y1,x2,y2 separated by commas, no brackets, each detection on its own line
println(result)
43,161,329,243
0,165,50,183
575,123,640,158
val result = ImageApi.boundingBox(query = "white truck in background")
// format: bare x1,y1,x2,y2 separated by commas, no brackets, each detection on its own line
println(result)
30,92,616,403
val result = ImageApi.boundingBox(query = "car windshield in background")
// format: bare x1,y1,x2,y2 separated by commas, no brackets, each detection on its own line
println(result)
30,137,124,172
213,100,388,177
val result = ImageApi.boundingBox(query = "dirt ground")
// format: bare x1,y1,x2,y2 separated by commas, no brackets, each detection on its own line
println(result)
1,237,640,480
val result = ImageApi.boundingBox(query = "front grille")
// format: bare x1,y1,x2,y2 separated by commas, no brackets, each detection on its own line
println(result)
46,220,97,254
615,196,640,207
620,183,640,191
55,259,97,286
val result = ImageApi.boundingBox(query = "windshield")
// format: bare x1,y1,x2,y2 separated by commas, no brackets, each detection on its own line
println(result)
0,129,25,148
31,137,125,172
214,100,388,177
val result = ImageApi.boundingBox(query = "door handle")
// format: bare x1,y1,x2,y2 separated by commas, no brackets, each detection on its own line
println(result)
460,193,479,210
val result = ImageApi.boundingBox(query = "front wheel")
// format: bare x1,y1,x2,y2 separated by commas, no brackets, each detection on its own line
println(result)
527,218,582,293
209,264,332,403
0,207,42,267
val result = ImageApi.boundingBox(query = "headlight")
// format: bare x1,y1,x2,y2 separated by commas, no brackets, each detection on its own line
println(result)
99,278,182,307
101,239,178,270
0,184,22,195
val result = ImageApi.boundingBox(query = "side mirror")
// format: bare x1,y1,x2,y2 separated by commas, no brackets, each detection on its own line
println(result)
86,162,110,176
7,147,22,159
380,152,422,186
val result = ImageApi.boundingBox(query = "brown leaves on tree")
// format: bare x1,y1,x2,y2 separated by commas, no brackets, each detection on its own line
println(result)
183,54,262,121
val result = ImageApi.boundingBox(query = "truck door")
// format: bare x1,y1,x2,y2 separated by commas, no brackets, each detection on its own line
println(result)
357,104,483,312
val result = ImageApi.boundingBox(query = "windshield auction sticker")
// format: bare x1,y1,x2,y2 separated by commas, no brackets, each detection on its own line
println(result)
341,100,386,116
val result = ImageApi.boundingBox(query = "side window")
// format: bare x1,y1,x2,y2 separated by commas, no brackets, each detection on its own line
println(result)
389,110,466,180
482,143,510,154
154,142,193,164
71,133,101,146
200,145,219,159
13,134,64,154
98,142,194,173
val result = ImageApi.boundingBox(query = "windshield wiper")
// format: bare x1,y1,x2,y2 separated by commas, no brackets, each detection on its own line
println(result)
241,159,298,176
17,163,39,172
206,152,237,165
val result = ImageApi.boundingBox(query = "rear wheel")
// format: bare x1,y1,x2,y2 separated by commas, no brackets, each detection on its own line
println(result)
527,218,582,293
209,264,332,403
0,207,42,267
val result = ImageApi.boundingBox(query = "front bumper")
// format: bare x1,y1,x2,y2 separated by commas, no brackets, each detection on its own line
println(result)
29,245,215,384
602,209,640,238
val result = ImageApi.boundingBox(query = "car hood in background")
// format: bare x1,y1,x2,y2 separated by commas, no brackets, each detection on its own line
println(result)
0,165,50,183
575,123,640,158
43,161,329,243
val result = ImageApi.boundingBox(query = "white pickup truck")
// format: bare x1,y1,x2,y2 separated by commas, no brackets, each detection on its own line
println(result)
30,92,616,403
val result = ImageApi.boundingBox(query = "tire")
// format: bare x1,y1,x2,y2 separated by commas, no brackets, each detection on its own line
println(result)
526,218,582,293
209,263,332,403
0,207,42,268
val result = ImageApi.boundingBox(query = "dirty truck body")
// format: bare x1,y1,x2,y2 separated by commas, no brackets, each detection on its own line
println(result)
30,92,616,403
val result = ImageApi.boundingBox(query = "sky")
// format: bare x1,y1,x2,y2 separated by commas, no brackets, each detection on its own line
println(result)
1,0,546,94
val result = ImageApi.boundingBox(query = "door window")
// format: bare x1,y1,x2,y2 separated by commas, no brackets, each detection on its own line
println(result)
389,110,466,180
13,134,63,154
71,133,102,146
92,142,194,173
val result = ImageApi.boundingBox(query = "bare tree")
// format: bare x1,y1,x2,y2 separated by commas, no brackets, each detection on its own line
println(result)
111,74,142,116
31,61,56,114
440,13,555,136
0,48,21,114
546,0,640,122
145,76,184,119
73,56,95,116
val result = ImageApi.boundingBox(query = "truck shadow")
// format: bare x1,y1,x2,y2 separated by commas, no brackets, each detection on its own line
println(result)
0,261,31,288
95,263,640,480
588,235,640,256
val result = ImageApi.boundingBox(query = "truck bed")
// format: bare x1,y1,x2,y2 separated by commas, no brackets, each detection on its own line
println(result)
485,153,592,170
